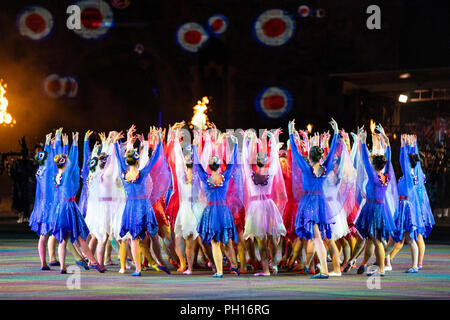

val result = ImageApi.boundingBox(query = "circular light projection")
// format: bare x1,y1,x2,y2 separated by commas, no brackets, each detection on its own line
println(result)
253,9,296,47
17,6,54,41
298,5,311,18
255,86,293,119
208,14,228,36
176,22,209,52
72,0,114,40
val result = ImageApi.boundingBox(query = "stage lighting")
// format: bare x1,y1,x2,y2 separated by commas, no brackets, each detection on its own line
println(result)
398,94,408,103
399,73,411,79
307,124,313,133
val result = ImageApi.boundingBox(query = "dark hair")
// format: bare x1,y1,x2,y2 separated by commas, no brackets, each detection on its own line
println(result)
89,157,99,172
148,147,154,159
125,150,138,166
408,153,420,168
185,154,193,169
35,150,48,166
309,146,324,163
256,152,268,168
98,152,108,169
208,156,220,172
372,154,387,171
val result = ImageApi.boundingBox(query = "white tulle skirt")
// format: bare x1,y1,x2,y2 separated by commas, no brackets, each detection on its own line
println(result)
85,199,116,243
244,199,286,240
329,207,350,241
111,198,130,241
174,201,199,240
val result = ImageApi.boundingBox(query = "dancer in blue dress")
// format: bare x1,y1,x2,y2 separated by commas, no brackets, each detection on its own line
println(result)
49,132,104,274
29,132,54,270
289,118,346,279
78,130,94,218
192,133,241,278
387,134,434,271
354,125,397,276
112,130,169,276
386,134,426,273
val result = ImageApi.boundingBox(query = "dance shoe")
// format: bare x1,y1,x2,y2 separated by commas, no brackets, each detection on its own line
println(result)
384,265,392,271
328,272,342,277
177,266,187,273
60,269,67,274
272,266,278,275
417,265,423,270
150,264,161,272
157,265,171,275
212,273,223,278
239,269,247,274
326,256,332,263
131,271,141,277
254,272,270,277
40,266,51,271
76,260,90,270
367,270,385,277
310,274,329,279
91,263,105,273
182,270,193,275
405,267,418,273
343,260,356,273
357,265,366,274
118,269,126,274
292,264,304,272
230,267,240,276
49,261,60,267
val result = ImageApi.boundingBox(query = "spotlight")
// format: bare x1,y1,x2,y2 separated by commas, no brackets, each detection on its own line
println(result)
398,94,408,103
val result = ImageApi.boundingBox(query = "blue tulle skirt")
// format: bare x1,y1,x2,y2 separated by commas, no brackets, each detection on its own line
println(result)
78,185,89,218
294,193,335,240
120,198,158,240
416,187,435,238
197,204,238,244
393,199,425,242
29,197,53,236
50,201,90,243
355,200,396,241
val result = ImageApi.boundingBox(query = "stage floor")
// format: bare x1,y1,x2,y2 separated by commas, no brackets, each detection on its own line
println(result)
1,237,449,300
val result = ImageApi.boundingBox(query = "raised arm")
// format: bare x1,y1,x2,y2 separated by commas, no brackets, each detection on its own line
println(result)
140,136,163,178
66,132,80,181
192,144,209,183
289,120,310,175
82,130,93,182
223,139,238,181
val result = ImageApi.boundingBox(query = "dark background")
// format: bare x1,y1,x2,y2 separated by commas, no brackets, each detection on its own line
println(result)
0,0,449,151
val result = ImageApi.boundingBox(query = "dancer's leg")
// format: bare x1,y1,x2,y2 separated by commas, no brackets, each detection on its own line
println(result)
38,235,49,268
131,239,141,273
175,235,187,272
224,239,238,270
119,240,127,273
288,238,303,267
305,239,316,268
67,241,83,262
150,234,167,266
312,225,328,276
78,236,99,265
417,234,426,267
369,234,385,274
389,240,404,260
58,234,69,271
237,231,247,272
185,235,195,272
48,235,58,263
211,240,223,275
340,237,351,269
326,239,341,274
405,233,419,269
96,235,108,267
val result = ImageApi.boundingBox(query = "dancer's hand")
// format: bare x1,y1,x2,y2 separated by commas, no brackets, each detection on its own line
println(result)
329,118,338,134
62,133,69,146
113,131,124,143
72,132,79,145
376,123,386,136
229,134,238,145
127,125,136,139
45,133,52,145
98,132,106,144
360,130,367,143
85,130,94,141
350,132,358,143
288,120,296,135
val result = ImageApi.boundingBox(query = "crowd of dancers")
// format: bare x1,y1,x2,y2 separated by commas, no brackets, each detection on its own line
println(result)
29,119,435,279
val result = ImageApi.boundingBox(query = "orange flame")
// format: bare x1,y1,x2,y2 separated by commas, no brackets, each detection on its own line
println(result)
307,124,313,134
370,119,376,134
189,96,210,130
0,81,16,127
